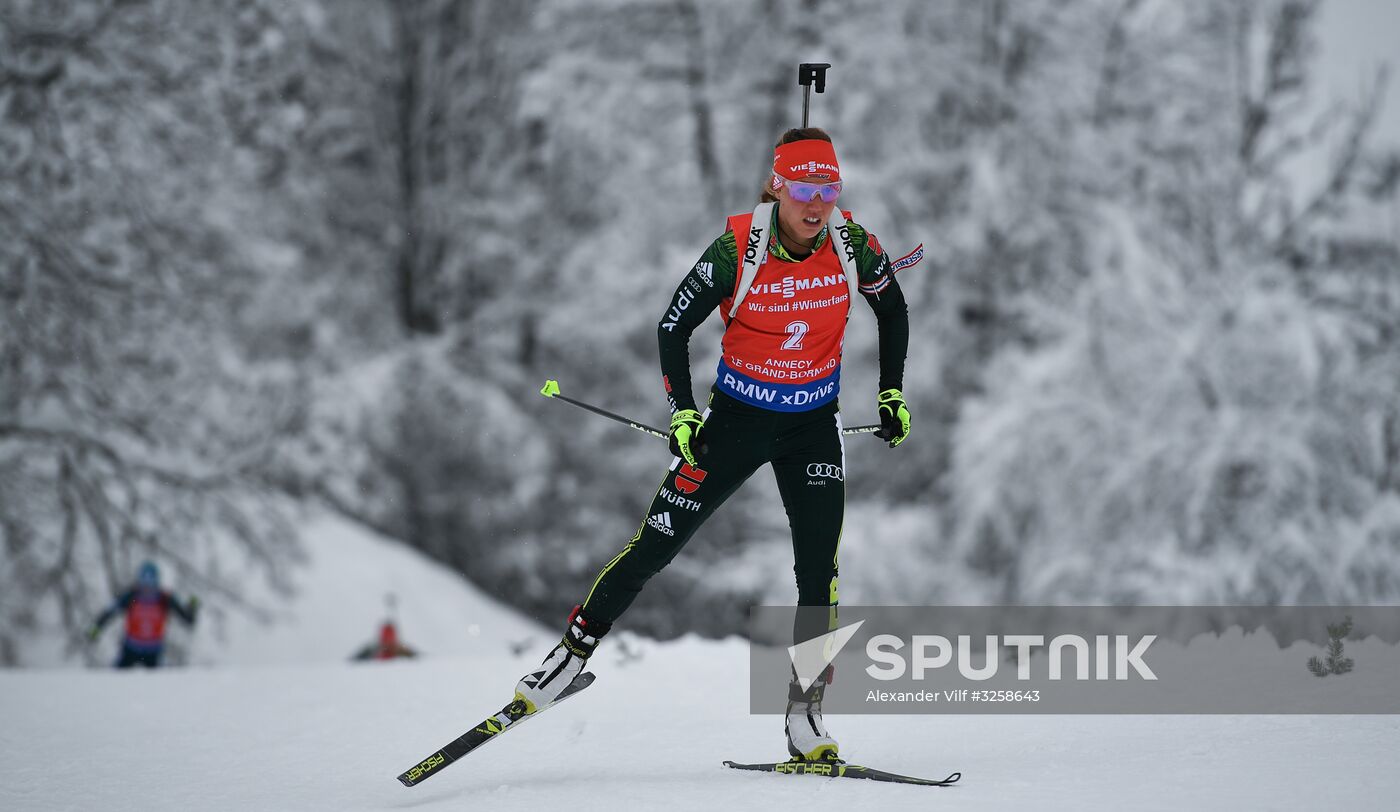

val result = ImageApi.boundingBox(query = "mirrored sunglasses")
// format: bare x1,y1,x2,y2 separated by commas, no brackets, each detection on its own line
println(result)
782,178,843,203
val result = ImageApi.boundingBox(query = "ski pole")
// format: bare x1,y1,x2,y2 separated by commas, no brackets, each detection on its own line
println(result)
540,380,668,440
797,63,831,128
540,380,882,437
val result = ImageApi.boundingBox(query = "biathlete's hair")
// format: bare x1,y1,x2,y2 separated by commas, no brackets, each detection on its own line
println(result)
760,127,834,203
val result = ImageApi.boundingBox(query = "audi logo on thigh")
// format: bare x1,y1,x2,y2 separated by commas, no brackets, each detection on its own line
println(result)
806,463,844,481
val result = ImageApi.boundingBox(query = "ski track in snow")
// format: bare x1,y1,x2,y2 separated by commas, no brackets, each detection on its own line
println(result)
3,515,1397,811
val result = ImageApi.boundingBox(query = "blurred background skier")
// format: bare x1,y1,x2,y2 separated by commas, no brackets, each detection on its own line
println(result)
513,127,910,762
351,619,418,661
87,561,199,669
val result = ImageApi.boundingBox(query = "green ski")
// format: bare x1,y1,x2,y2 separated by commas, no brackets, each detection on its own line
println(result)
397,672,597,787
723,757,960,787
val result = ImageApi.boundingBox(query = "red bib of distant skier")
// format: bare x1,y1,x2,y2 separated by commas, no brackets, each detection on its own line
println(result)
125,593,168,645
717,211,852,411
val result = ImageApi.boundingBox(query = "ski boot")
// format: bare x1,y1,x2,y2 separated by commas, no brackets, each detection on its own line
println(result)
785,665,840,762
514,605,607,713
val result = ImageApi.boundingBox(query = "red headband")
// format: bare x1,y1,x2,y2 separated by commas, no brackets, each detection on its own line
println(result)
773,139,841,183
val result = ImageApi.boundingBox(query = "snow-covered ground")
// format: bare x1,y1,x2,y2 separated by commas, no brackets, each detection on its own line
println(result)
189,512,549,667
2,516,1397,811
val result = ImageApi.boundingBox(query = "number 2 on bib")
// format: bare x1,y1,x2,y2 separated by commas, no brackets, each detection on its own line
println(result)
782,320,809,351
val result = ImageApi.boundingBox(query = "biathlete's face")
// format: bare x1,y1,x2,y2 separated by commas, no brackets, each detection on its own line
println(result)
775,176,842,245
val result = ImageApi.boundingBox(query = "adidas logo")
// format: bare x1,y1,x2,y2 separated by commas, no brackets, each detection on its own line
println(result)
694,261,714,287
646,511,675,536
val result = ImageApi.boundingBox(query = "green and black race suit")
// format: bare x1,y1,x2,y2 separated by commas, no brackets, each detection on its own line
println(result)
578,209,910,626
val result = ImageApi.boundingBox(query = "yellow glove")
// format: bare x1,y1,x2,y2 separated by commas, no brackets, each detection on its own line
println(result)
668,409,705,466
873,389,911,448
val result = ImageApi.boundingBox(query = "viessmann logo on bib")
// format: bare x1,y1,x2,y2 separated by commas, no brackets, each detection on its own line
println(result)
749,273,846,300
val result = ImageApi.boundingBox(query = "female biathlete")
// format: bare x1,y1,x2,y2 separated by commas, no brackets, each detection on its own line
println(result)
514,128,911,762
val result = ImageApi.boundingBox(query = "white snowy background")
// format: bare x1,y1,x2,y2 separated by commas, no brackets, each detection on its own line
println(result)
5,514,1398,811
2,0,1399,809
